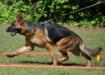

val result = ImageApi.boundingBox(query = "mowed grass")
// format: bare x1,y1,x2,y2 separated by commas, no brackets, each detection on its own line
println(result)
0,24,105,75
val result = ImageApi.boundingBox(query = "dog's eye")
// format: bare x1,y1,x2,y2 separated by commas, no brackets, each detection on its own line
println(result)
11,24,15,27
12,21,17,26
11,22,15,26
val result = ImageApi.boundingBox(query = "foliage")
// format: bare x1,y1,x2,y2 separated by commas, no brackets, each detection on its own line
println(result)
0,0,105,27
0,0,32,23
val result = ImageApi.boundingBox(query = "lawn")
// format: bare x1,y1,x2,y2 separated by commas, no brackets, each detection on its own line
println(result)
0,24,105,75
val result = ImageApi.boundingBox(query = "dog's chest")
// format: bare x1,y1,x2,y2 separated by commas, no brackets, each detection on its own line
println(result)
30,28,51,46
31,36,43,46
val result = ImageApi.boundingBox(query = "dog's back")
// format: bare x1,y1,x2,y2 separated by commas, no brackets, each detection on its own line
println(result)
36,22,79,43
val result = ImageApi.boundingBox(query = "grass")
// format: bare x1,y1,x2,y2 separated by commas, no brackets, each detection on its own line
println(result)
0,67,105,75
0,24,105,75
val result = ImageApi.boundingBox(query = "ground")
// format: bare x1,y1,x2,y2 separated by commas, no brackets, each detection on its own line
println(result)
0,24,105,75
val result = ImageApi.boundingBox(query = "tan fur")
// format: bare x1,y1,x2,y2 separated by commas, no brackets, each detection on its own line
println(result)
56,36,80,62
30,28,51,47
57,36,79,49
7,46,32,56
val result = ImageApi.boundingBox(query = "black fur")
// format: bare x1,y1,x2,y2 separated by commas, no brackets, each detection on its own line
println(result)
36,22,79,43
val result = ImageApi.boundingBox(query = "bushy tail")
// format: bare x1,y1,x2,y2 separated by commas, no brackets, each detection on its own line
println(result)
87,47,102,57
79,42,102,61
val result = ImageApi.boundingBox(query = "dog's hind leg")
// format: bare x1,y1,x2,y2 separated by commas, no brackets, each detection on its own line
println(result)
58,49,69,63
80,51,92,66
79,42,92,66
57,36,80,63
57,36,72,63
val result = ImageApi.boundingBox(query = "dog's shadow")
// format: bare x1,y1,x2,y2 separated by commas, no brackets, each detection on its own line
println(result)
19,60,85,66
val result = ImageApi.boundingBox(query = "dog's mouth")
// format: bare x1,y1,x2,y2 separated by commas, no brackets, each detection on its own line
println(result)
7,28,21,36
10,31,17,36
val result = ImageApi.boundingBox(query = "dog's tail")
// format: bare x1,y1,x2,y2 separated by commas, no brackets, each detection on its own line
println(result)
79,41,102,62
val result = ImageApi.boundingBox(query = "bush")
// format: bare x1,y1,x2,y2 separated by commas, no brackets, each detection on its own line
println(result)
0,0,32,24
0,0,105,27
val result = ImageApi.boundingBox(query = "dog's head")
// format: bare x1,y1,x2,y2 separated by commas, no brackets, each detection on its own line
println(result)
6,14,28,36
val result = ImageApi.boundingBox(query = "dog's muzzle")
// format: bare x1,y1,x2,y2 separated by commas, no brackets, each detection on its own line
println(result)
6,27,21,36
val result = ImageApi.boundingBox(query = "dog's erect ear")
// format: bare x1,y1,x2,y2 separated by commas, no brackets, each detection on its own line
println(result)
16,14,24,24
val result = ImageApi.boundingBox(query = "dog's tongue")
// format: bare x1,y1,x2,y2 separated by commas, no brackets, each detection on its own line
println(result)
11,32,16,36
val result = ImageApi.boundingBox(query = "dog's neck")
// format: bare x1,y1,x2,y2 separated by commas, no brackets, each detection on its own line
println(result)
25,21,36,33
19,21,36,36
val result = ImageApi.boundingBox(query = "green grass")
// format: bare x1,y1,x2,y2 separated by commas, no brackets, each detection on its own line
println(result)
0,68,105,75
0,24,105,75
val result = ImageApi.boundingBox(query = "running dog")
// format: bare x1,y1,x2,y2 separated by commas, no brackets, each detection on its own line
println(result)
6,14,101,66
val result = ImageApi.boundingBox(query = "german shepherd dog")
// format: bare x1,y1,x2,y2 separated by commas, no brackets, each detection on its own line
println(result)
6,15,102,66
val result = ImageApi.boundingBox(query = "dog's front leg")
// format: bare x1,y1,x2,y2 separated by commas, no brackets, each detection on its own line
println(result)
7,46,32,57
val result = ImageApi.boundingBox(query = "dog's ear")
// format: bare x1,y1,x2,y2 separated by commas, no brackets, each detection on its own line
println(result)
16,14,24,24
